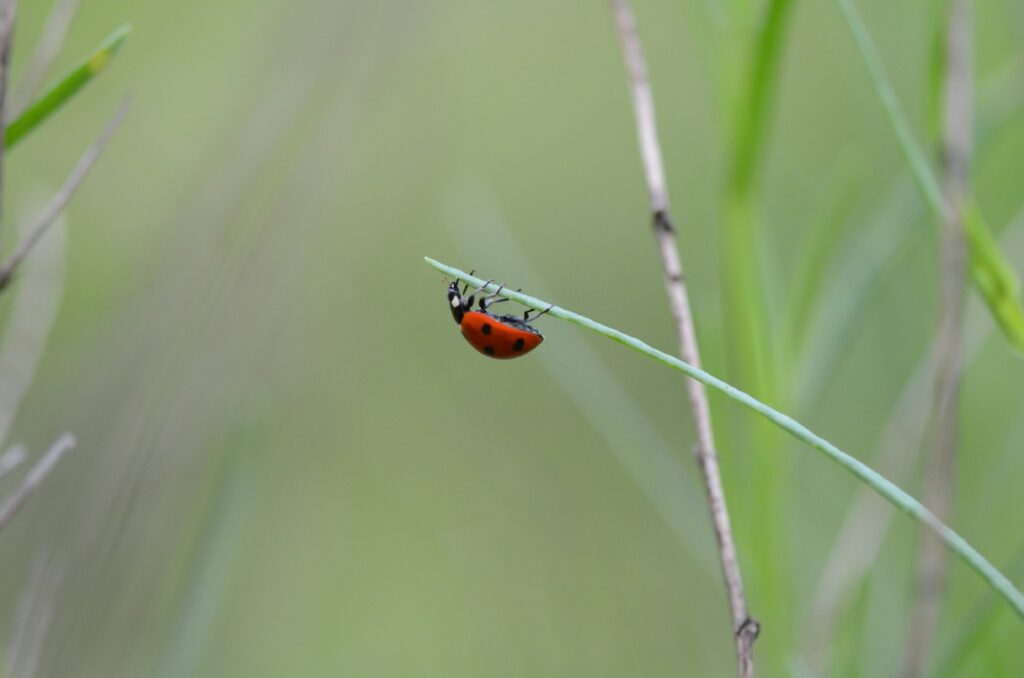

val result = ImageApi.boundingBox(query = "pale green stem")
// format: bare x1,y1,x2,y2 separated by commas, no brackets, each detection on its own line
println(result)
425,256,1024,620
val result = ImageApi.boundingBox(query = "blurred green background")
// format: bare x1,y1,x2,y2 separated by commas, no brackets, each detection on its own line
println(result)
1,0,1022,675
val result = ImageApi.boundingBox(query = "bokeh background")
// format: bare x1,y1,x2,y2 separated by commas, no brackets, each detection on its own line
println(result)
1,0,1022,675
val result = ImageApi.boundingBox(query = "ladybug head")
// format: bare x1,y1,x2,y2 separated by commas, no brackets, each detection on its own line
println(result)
447,280,466,324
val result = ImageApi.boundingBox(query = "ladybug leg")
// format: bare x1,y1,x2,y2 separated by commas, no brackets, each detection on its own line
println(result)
524,305,553,322
479,286,523,311
464,278,495,308
479,284,508,310
466,279,495,297
480,297,509,311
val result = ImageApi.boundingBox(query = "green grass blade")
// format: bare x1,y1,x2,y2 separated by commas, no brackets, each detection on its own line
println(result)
5,23,131,150
424,256,1024,621
728,0,795,202
721,5,798,648
720,0,797,397
781,155,865,361
833,0,1024,357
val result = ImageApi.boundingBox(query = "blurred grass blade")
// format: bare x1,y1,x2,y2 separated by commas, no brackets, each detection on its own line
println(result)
424,257,1024,621
0,433,76,531
159,454,251,678
12,0,84,114
935,543,1024,677
833,0,945,214
0,98,130,290
781,154,865,359
0,208,67,447
722,3,798,643
964,201,1024,352
833,0,1024,357
728,0,795,203
924,0,948,143
5,23,131,150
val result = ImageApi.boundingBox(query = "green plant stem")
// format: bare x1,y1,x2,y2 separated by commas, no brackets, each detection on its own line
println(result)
721,0,795,384
720,0,796,399
4,23,130,151
720,0,795,398
834,0,1024,355
721,1,796,658
425,256,1024,620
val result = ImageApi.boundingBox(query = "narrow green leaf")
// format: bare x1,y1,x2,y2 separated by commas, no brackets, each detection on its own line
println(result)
963,202,1024,353
5,23,132,150
425,256,1024,621
728,0,795,202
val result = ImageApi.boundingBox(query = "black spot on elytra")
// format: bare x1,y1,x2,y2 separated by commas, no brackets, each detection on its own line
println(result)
513,338,525,351
484,346,495,356
482,323,492,335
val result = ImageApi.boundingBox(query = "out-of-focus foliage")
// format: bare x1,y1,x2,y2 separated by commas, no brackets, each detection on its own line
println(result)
1,1,1022,676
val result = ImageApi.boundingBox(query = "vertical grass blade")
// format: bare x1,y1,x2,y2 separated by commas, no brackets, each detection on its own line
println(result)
720,4,798,658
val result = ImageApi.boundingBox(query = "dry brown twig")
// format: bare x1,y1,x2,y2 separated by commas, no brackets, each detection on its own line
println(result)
608,1,758,675
903,1,972,674
0,96,131,291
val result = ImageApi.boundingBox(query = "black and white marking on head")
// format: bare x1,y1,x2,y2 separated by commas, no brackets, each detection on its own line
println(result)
447,281,466,324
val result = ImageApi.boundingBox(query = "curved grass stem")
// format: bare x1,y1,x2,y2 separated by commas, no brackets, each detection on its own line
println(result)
424,256,1024,621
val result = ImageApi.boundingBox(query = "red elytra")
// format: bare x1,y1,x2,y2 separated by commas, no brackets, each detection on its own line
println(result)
446,279,550,359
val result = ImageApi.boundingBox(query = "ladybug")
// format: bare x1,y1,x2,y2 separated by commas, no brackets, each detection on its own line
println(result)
446,276,552,359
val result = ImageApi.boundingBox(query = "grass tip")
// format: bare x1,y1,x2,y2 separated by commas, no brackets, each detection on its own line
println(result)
91,24,133,73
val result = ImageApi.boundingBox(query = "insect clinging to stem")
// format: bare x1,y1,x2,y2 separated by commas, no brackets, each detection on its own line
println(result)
445,274,552,359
